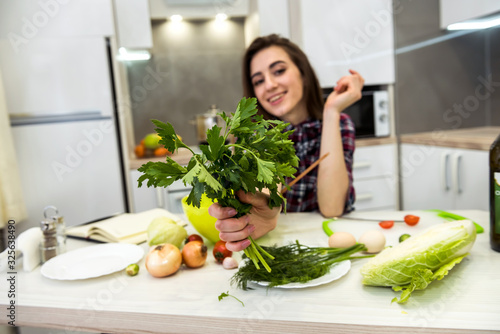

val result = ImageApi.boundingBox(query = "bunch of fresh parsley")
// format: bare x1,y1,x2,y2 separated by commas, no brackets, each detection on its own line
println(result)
137,97,299,271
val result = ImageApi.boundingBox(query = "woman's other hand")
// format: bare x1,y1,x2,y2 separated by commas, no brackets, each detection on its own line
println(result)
208,190,280,252
324,69,365,113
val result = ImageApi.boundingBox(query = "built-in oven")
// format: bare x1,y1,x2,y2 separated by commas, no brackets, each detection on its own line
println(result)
323,85,391,138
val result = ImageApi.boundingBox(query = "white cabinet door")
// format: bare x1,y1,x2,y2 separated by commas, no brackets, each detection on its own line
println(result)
353,177,396,211
295,0,395,86
114,0,153,49
0,37,114,117
353,144,396,180
352,143,398,211
400,144,454,210
129,169,159,213
400,144,488,211
0,0,114,42
13,119,126,228
452,149,488,210
257,0,290,38
440,0,500,29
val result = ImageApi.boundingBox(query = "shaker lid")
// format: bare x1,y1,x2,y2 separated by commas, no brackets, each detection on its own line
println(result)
43,205,64,224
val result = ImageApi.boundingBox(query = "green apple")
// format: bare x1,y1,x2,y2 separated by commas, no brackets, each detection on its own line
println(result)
144,133,161,149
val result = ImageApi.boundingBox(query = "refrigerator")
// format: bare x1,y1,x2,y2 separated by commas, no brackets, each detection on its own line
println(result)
0,36,128,230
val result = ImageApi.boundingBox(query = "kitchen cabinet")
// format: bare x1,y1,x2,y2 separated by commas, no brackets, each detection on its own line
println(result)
289,0,395,86
0,0,114,41
244,0,290,46
113,0,153,49
400,144,488,211
440,0,500,29
352,142,398,211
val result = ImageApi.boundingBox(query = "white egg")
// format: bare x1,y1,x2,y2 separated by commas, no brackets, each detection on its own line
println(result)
358,230,386,253
328,232,357,248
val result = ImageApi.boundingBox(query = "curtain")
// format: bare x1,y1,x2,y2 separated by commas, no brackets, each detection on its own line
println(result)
0,68,27,227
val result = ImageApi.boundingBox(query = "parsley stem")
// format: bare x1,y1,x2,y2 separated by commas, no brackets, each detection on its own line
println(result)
245,247,260,270
250,240,271,273
249,236,275,260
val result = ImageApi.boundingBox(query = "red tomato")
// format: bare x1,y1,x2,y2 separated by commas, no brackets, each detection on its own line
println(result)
185,234,203,244
404,215,420,226
213,240,232,264
379,220,394,229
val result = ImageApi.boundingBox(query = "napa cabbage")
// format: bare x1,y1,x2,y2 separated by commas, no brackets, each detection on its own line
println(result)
360,220,476,303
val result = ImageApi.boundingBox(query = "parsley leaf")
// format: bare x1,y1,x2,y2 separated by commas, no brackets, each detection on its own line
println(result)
218,291,244,306
138,97,299,271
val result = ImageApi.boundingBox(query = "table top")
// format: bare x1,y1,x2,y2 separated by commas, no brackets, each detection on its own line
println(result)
1,210,499,333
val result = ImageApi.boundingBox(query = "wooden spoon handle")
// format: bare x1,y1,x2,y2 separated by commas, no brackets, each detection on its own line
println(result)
282,152,330,194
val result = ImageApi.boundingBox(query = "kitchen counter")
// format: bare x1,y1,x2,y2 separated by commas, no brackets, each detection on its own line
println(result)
1,210,499,333
400,126,500,151
129,137,397,169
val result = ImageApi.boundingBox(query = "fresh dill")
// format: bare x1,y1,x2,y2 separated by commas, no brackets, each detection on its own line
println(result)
231,241,373,289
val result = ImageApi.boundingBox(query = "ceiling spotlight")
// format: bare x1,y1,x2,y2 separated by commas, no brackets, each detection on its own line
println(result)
215,13,228,22
170,14,183,22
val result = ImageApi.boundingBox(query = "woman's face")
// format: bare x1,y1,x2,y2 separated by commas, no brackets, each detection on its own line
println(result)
249,46,307,124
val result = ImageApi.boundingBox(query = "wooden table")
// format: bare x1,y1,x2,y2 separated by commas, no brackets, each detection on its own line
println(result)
1,210,499,333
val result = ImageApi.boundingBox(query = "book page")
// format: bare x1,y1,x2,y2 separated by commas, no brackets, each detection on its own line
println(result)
67,208,185,244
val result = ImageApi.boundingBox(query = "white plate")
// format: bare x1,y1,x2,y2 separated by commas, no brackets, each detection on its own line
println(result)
41,243,144,280
239,259,351,289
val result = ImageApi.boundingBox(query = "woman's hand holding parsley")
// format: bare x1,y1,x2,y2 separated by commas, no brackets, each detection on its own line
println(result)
209,190,280,252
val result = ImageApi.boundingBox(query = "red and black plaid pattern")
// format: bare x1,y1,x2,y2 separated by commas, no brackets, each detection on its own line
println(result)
283,114,355,213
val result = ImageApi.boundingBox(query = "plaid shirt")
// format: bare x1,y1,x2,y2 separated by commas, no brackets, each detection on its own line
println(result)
283,114,355,213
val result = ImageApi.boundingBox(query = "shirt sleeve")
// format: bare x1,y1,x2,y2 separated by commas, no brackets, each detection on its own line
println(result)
339,113,356,213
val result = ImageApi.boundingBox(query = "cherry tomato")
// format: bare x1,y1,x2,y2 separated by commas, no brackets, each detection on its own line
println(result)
404,215,420,226
185,234,203,244
213,240,232,264
379,220,394,229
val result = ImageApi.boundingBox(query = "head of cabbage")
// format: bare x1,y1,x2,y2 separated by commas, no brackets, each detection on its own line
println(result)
147,216,187,248
360,220,476,303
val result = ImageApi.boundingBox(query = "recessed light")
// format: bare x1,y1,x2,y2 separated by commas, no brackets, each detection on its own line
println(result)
170,14,183,22
215,13,228,22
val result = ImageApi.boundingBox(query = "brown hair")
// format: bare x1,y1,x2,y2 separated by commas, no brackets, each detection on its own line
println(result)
242,34,324,120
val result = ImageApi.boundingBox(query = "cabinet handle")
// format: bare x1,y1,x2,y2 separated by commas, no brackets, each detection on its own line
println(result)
353,161,372,169
441,152,451,191
356,193,373,201
156,188,165,208
452,153,463,194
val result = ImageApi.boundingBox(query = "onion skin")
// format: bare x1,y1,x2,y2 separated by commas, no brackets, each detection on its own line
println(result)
145,244,182,277
182,241,208,268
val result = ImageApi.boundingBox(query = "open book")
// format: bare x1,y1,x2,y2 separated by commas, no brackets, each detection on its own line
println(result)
66,208,185,244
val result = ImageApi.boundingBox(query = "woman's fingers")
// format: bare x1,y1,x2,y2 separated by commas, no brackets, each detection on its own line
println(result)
219,224,256,243
225,239,252,252
208,203,237,219
215,215,249,233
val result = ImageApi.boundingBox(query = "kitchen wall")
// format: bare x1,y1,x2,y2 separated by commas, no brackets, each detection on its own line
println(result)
394,0,500,134
125,17,246,146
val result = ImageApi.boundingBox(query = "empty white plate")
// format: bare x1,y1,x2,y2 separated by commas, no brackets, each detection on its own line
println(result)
41,243,144,280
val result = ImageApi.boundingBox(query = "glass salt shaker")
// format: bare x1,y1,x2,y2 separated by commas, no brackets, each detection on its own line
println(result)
39,219,63,263
43,205,67,254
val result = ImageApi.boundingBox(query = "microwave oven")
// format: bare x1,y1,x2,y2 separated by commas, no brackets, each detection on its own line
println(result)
323,86,391,138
